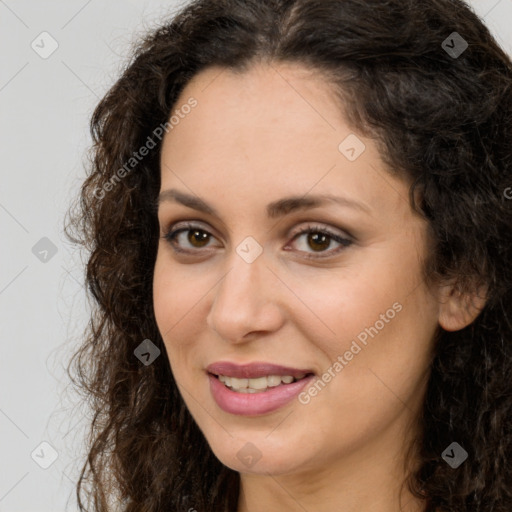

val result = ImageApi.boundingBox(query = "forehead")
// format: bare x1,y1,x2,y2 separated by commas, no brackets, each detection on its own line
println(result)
158,62,405,221
169,64,338,142
185,62,335,108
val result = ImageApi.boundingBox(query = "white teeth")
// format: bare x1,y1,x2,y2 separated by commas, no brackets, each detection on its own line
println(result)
230,377,248,388
217,374,308,392
266,375,282,387
248,377,268,390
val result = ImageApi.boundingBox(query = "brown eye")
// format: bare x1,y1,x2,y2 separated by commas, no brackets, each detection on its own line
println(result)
162,222,353,259
185,228,210,248
163,223,216,252
305,232,331,252
287,224,352,259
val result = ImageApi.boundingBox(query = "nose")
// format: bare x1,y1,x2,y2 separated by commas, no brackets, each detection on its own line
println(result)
206,251,284,344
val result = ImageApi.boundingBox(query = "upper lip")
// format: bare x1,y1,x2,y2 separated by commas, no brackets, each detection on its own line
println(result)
206,361,315,379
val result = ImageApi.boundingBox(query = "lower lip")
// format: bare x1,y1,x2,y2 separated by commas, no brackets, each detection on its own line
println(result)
208,373,315,416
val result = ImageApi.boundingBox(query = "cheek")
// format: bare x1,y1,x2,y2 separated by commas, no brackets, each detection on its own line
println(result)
153,254,200,331
316,283,437,414
153,257,193,362
152,255,213,373
152,257,175,334
302,292,436,456
299,255,437,395
291,270,401,350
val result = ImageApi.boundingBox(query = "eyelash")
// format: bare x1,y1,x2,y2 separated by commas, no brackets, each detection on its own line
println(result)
161,222,353,260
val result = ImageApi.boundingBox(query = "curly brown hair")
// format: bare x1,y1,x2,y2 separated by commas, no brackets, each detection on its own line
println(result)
64,0,512,510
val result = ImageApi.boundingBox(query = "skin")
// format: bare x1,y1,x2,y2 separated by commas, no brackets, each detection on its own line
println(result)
153,62,484,512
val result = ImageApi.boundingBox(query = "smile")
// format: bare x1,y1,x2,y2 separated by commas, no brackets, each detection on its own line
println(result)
216,373,308,393
208,372,315,416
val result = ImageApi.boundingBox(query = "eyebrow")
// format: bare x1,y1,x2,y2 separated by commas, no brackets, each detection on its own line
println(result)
157,188,372,218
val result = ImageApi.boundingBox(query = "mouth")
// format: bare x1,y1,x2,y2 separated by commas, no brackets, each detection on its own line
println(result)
206,361,316,415
209,372,314,393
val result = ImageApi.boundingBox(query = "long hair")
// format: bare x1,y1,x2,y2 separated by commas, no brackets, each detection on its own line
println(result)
64,0,512,510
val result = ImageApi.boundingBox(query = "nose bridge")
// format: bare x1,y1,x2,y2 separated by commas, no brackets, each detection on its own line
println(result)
206,248,282,342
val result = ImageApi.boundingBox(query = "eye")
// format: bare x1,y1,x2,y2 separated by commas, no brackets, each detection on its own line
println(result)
161,222,353,259
286,224,353,259
162,222,218,253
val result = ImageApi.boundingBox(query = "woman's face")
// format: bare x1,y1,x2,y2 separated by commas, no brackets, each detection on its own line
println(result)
153,62,441,477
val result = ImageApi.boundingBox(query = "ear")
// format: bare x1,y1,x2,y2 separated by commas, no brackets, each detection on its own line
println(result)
437,280,488,332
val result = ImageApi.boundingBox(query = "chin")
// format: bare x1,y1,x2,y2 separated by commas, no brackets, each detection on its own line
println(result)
203,429,313,476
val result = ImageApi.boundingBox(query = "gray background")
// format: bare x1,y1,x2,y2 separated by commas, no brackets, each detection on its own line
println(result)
1,1,511,510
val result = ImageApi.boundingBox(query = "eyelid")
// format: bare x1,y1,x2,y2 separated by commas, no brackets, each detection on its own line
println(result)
163,219,220,240
162,217,354,240
288,222,353,242
161,219,354,259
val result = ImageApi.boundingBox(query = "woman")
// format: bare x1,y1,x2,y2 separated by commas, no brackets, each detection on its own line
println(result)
65,0,512,510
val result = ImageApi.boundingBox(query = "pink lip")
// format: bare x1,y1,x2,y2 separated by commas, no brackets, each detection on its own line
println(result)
208,374,315,416
206,361,315,416
206,361,314,379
